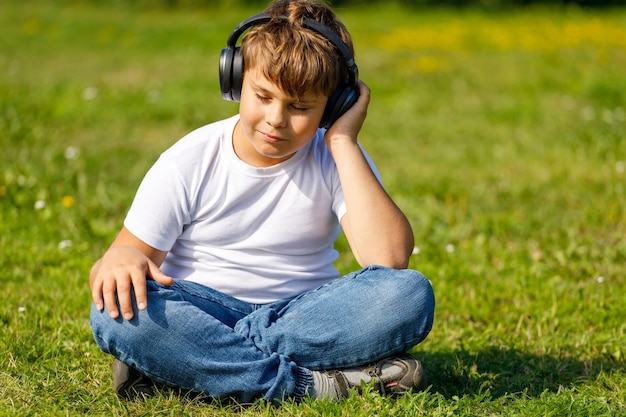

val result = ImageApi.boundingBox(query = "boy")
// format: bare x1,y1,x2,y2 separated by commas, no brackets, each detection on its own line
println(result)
89,0,435,403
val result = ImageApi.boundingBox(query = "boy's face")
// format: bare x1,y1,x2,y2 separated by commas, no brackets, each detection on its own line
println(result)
234,68,328,167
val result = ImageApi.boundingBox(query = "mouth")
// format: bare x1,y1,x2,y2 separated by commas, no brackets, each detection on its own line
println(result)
258,131,286,143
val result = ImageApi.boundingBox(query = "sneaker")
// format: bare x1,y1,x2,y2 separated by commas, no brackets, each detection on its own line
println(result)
112,358,155,400
319,353,427,399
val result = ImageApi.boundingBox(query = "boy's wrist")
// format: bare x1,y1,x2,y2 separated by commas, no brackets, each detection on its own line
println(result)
325,134,358,154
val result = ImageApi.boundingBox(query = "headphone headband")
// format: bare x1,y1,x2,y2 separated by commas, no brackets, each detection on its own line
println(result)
225,12,358,87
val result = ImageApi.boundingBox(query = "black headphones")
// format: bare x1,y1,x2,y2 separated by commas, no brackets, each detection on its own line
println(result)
219,12,359,129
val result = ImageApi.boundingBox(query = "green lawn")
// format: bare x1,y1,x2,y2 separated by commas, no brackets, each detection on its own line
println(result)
1,1,625,415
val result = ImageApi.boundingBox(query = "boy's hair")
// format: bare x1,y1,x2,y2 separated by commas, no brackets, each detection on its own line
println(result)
241,0,354,99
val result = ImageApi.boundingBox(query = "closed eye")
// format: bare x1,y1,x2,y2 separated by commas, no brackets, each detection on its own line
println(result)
290,104,309,112
255,91,312,112
256,94,271,103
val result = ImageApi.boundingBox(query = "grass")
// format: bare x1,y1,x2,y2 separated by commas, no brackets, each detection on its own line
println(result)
1,1,625,415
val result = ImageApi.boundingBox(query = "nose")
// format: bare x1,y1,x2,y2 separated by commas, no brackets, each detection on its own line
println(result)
265,102,287,128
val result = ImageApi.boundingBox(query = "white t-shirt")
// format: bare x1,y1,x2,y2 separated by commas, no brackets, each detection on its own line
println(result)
124,115,380,303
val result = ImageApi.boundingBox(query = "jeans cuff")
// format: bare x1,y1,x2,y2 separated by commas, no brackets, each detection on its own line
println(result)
293,366,314,402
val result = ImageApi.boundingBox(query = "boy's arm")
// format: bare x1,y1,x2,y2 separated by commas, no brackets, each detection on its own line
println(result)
90,226,173,320
325,81,414,269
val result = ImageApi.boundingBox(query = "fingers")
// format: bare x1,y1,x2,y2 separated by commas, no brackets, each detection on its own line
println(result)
90,260,105,312
132,261,174,313
113,271,134,320
348,80,370,114
101,271,122,319
325,80,370,140
98,266,143,320
132,270,148,313
92,262,172,321
91,278,105,313
351,81,370,119
146,260,174,286
356,80,371,102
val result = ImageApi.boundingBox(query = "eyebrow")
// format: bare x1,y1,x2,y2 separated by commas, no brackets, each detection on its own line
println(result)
250,82,318,104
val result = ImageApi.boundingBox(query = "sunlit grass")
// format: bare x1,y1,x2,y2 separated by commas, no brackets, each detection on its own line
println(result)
373,15,626,53
1,1,625,415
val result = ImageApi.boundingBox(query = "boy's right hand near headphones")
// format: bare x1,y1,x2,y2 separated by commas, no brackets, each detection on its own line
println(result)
90,229,173,321
323,80,370,147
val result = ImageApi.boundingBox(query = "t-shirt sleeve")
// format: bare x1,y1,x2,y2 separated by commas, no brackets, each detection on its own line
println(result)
123,155,191,251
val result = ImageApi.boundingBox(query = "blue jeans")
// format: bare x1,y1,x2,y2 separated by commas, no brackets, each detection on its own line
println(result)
90,265,435,402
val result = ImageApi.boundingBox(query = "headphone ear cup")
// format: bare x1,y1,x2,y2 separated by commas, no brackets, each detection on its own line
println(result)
219,46,244,102
219,47,234,101
230,47,244,102
320,84,360,129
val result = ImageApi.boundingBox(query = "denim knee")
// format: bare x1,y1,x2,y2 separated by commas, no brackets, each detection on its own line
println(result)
403,269,435,343
89,281,172,357
90,303,117,355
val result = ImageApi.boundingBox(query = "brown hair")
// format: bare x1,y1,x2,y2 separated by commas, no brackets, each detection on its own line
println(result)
241,0,354,99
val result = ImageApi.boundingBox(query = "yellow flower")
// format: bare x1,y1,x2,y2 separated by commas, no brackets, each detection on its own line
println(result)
61,195,75,208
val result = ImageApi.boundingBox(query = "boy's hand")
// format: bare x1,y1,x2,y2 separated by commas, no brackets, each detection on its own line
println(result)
324,80,370,146
90,245,173,320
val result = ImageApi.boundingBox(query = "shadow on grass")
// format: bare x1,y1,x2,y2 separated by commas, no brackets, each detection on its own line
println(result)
418,346,624,399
